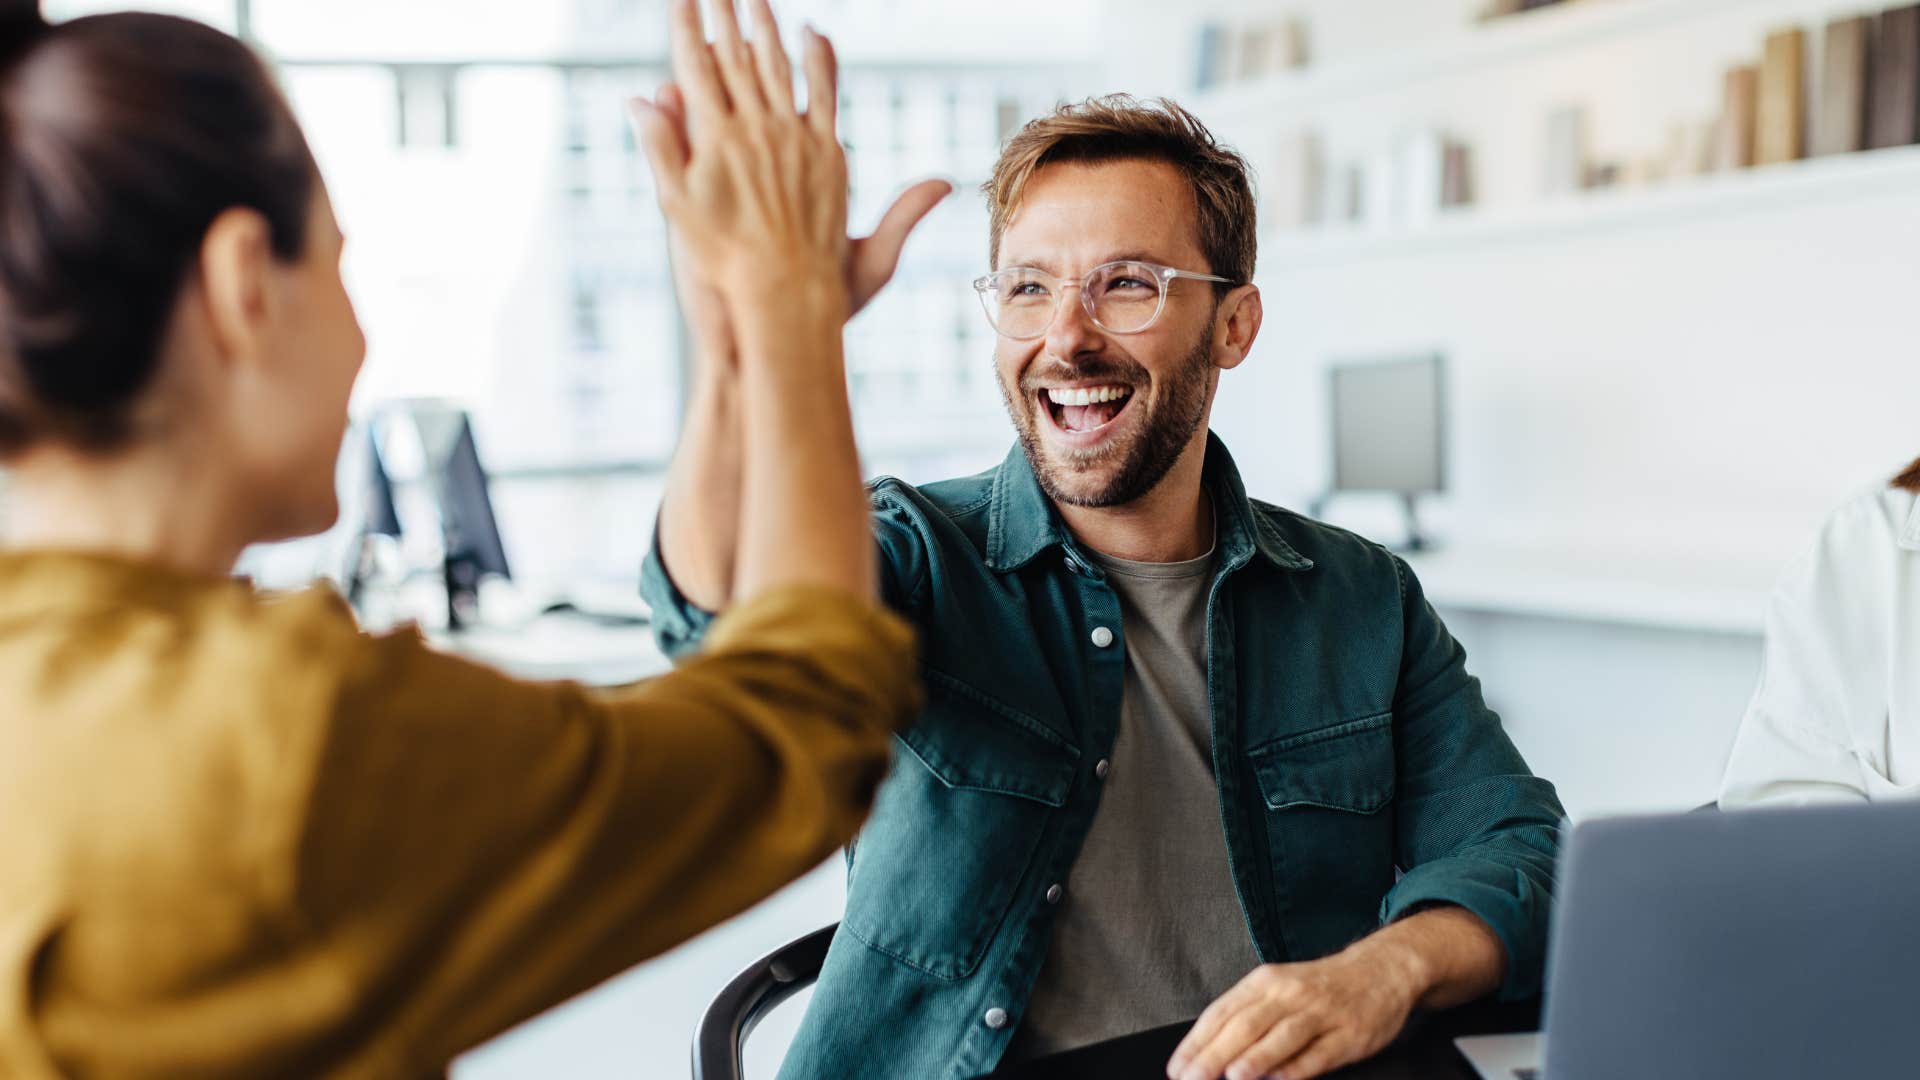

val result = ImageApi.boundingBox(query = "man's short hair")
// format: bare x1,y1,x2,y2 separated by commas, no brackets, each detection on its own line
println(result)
984,94,1257,290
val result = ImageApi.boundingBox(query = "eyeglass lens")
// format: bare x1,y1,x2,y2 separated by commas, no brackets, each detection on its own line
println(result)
983,262,1166,338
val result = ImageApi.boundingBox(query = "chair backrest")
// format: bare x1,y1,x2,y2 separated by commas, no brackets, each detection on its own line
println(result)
691,922,838,1080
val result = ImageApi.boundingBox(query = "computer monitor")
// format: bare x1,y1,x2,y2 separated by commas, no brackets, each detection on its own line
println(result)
361,404,510,629
337,422,403,608
361,424,402,540
411,407,509,628
1328,354,1447,549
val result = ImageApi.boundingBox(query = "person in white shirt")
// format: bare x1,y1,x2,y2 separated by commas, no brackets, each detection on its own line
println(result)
1719,457,1920,805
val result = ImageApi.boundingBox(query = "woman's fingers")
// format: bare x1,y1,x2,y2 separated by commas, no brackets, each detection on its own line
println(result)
801,24,839,140
667,0,730,122
651,83,692,160
747,0,796,112
627,97,687,203
658,82,688,123
705,0,768,117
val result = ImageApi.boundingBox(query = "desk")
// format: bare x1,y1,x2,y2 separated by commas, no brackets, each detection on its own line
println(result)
1401,544,1774,636
981,998,1540,1080
431,614,669,686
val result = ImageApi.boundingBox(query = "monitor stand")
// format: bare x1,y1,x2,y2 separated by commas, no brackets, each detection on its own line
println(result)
444,550,484,631
1401,493,1431,553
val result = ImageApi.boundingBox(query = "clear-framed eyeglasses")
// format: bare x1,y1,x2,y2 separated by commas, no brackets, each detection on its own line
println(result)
971,260,1236,341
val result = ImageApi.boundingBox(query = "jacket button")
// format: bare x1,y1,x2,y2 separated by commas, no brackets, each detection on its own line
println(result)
1095,758,1110,780
1046,883,1064,904
984,1007,1009,1030
1090,626,1115,648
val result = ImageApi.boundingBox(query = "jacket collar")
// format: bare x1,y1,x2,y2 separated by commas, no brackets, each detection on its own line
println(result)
1900,490,1920,553
984,431,1314,574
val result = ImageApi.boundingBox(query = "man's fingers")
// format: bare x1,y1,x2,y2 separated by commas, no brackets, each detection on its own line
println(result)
865,179,951,263
1223,1016,1326,1080
847,178,951,312
1169,1001,1237,1074
667,0,730,121
1170,968,1273,1074
1263,1030,1349,1080
705,0,766,116
747,0,795,111
627,98,687,201
1176,1008,1281,1080
801,24,839,138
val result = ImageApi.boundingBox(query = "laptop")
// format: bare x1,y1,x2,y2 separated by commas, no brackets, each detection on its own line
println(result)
1457,800,1920,1080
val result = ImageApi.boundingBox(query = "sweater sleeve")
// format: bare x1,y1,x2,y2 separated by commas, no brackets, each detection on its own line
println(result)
287,585,918,1071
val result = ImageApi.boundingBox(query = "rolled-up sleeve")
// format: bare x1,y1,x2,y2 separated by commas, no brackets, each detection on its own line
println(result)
292,585,919,1070
641,485,931,662
639,525,723,662
1377,557,1565,1002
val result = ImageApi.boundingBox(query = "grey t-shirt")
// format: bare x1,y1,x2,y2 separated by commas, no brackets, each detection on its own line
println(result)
1004,539,1264,1061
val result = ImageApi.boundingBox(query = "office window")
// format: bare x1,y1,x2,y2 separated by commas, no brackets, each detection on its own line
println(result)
38,0,1097,584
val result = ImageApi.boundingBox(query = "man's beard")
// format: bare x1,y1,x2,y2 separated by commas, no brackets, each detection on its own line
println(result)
1000,333,1213,509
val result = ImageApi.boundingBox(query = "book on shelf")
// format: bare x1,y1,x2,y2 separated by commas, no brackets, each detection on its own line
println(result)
1265,131,1325,231
1276,18,1310,70
1233,25,1274,83
1544,105,1589,194
1393,130,1474,226
1714,65,1759,170
1754,27,1806,165
1230,19,1310,81
1441,142,1474,208
1195,22,1228,91
1337,163,1365,223
1654,120,1714,179
1814,15,1872,157
1867,5,1920,149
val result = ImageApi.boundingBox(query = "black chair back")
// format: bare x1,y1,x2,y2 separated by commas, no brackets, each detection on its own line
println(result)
691,922,838,1080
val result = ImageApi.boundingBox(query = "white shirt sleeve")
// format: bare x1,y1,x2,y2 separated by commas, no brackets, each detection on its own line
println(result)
1718,500,1891,808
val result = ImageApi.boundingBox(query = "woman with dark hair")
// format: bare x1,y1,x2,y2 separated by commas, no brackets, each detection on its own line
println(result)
1719,456,1920,805
0,1,931,1074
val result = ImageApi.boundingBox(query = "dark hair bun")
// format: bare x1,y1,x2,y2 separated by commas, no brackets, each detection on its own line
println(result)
1,11,317,455
0,2,47,66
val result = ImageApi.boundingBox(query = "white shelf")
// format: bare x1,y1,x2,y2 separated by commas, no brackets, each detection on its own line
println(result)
1404,543,1773,635
1256,143,1920,271
1191,0,1784,118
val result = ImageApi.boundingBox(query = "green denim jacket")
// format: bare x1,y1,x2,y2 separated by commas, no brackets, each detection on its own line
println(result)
641,433,1564,1080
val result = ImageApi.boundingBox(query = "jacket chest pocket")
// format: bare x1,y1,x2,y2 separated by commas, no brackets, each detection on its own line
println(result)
841,672,1077,981
1246,712,1398,955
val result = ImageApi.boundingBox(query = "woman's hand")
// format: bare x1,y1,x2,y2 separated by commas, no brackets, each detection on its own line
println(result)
631,0,852,322
630,61,950,368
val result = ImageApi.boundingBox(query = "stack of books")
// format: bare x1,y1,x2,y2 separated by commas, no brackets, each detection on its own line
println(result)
1194,17,1311,91
1717,5,1919,168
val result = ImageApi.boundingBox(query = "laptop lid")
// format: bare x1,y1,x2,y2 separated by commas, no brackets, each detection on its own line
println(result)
1541,801,1920,1080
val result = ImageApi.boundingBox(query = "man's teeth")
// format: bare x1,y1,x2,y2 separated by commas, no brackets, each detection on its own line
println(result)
1045,386,1130,406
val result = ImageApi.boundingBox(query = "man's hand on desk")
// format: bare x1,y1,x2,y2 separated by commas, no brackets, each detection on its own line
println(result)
1166,906,1506,1080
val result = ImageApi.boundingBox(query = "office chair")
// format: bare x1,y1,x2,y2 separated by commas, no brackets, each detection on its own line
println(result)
692,922,837,1080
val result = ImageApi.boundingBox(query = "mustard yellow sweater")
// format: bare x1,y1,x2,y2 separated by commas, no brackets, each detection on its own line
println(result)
0,551,917,1077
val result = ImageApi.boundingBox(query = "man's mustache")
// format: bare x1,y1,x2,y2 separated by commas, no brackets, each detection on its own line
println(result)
1018,358,1149,396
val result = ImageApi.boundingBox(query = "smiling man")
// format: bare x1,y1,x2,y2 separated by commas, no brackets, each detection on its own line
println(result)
642,96,1564,1080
